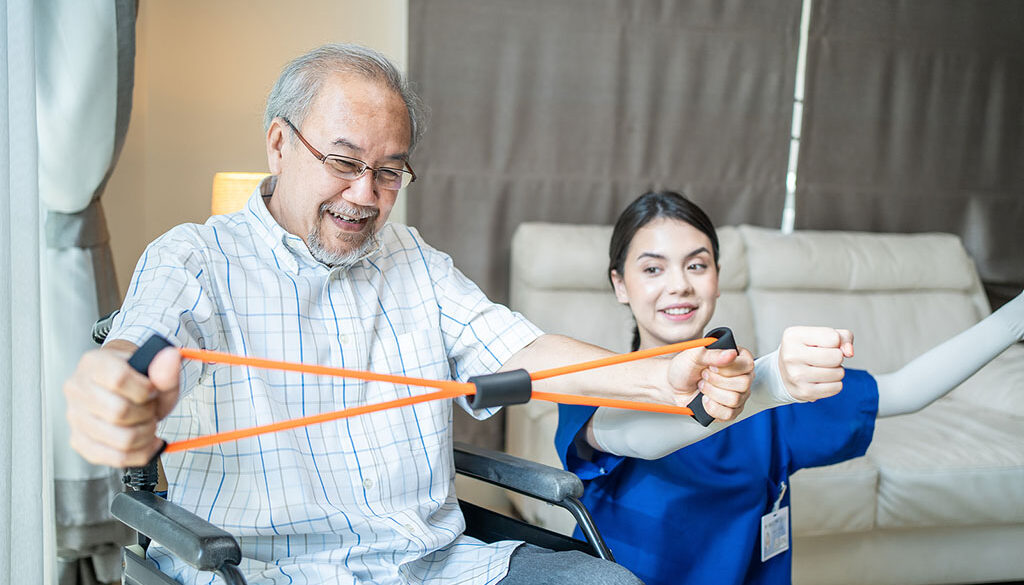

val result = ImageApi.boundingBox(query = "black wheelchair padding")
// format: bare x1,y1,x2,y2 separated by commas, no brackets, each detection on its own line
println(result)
112,491,243,572
468,368,532,410
686,327,737,427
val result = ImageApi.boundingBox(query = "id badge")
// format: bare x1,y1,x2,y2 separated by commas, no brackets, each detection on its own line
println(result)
760,506,790,562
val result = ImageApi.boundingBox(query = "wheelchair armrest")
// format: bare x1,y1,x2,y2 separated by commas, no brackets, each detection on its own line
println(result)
111,491,242,572
453,441,583,504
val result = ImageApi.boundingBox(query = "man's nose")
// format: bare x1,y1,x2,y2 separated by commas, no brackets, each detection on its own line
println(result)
342,171,378,206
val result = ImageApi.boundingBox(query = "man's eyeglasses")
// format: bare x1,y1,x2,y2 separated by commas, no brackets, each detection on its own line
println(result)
282,118,416,190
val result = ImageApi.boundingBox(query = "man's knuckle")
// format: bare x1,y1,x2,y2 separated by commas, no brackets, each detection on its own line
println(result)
112,401,133,421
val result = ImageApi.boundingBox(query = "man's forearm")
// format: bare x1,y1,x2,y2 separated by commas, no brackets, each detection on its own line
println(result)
499,333,675,405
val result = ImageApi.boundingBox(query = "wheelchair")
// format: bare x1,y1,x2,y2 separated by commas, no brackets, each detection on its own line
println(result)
92,312,612,584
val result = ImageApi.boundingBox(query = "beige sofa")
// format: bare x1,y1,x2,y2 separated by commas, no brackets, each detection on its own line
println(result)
503,223,1024,585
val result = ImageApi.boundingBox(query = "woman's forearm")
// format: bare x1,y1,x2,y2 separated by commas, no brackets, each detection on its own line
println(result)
876,292,1024,417
588,351,795,459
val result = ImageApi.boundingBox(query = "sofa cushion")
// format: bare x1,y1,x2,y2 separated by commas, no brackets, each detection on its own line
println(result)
739,225,983,293
738,224,992,374
945,344,1024,418
869,398,1024,528
790,456,878,536
748,289,990,374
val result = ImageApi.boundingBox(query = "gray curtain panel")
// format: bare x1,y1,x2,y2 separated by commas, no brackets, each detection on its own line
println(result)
797,0,1024,305
36,0,138,582
409,0,800,306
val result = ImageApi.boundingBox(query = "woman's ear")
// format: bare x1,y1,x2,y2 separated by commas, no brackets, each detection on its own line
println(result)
266,118,287,174
611,270,630,304
715,263,722,299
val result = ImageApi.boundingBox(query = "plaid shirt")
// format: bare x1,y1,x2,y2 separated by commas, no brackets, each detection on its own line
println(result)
109,184,541,584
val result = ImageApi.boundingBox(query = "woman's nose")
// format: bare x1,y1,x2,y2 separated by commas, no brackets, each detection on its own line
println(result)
666,268,693,294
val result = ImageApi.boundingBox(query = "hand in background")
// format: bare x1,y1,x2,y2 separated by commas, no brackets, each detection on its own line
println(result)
63,339,180,467
777,326,854,402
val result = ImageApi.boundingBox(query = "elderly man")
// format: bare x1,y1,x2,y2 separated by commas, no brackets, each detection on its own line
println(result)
62,44,754,585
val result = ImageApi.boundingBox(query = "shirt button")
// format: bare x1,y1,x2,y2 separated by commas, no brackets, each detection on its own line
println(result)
340,335,350,346
363,477,374,489
404,523,417,534
598,467,606,475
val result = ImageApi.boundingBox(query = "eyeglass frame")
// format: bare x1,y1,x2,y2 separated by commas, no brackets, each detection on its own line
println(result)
281,117,417,190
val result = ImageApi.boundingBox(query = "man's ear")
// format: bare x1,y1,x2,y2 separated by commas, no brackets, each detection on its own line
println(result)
266,118,287,174
611,270,630,304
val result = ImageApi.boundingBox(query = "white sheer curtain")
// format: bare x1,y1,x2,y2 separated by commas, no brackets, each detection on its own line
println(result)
2,0,53,583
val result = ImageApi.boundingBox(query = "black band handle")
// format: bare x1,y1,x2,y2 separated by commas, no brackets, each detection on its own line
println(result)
124,335,172,491
686,327,738,427
468,368,533,410
127,334,173,377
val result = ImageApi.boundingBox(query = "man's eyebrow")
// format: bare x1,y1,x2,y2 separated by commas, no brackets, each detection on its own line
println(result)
330,137,410,163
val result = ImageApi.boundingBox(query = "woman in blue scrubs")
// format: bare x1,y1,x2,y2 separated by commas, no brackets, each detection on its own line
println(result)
554,191,1024,585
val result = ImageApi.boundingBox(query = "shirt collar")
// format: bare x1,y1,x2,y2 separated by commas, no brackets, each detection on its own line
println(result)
244,175,383,274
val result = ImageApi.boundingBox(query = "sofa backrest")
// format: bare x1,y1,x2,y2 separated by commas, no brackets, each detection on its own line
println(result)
510,222,991,375
738,225,991,374
510,223,756,354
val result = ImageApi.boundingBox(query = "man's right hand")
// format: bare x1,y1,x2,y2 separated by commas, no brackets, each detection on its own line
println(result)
63,339,180,467
667,344,755,422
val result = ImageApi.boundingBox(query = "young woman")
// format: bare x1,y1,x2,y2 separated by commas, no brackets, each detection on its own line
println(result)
554,191,1024,585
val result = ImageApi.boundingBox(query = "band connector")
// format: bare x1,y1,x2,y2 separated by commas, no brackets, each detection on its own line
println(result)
468,369,532,410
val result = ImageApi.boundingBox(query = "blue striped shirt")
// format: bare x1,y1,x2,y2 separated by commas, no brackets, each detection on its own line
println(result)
109,187,541,584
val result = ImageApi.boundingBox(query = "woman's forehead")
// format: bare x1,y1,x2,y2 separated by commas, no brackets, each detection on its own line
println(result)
629,218,713,256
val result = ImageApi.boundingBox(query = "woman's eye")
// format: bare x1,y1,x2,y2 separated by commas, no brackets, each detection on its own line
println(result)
642,266,661,275
687,262,708,272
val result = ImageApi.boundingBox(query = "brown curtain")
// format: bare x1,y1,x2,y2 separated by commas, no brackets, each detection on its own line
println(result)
408,0,801,305
409,0,802,448
797,0,1024,306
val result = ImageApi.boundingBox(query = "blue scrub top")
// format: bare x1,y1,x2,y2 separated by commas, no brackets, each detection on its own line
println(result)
555,369,878,585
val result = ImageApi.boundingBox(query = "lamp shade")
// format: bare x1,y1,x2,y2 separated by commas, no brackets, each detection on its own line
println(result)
211,172,270,215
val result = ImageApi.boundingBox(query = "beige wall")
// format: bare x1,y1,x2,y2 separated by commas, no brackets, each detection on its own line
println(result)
104,1,408,296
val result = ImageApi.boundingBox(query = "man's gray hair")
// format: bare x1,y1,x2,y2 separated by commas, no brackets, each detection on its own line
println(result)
264,43,427,153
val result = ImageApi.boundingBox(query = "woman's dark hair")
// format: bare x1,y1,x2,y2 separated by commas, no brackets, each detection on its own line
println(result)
608,191,720,350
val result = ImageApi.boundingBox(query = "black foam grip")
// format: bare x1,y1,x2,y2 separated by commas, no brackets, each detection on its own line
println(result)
687,327,737,427
705,327,736,351
128,335,173,376
468,369,532,410
125,335,172,484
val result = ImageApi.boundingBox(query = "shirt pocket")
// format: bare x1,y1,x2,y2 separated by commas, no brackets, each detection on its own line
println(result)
368,328,450,383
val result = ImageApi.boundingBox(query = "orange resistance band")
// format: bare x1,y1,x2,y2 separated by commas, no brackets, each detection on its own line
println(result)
167,336,719,454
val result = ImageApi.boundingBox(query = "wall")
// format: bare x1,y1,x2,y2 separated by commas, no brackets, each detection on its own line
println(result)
104,1,408,295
